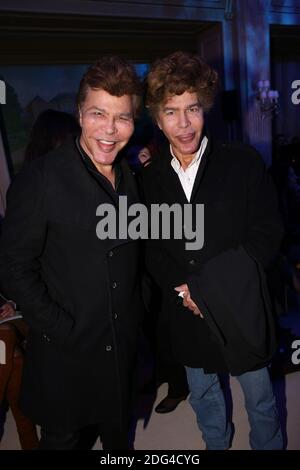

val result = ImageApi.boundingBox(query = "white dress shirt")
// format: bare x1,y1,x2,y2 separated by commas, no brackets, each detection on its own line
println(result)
170,136,208,202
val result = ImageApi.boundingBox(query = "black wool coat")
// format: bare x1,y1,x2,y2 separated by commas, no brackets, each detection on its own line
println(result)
0,137,143,432
140,137,284,373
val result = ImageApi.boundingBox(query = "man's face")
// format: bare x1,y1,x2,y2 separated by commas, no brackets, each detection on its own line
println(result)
79,88,134,171
156,91,204,161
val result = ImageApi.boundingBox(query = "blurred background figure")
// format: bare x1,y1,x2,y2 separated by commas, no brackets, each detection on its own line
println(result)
0,109,80,450
0,215,39,450
24,109,80,162
124,115,165,173
0,303,39,450
137,146,152,167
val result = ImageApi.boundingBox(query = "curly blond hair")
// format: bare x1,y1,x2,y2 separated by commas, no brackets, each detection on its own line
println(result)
145,51,218,117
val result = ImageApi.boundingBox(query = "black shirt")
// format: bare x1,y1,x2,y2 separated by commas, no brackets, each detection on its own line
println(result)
75,137,123,195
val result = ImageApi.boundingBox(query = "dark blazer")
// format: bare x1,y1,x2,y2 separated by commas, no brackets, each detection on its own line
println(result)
141,137,284,373
0,137,143,432
188,246,277,375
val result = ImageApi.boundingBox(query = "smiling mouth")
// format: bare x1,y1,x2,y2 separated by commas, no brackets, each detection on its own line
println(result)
97,139,116,145
177,133,195,143
96,139,117,152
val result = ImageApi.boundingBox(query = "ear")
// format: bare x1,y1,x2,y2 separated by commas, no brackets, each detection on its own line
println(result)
78,107,83,127
156,116,162,131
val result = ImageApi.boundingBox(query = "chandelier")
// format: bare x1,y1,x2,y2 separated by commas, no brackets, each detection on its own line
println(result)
256,80,279,119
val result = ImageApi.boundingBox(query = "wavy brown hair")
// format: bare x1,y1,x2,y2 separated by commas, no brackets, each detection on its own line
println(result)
77,56,142,118
145,51,218,117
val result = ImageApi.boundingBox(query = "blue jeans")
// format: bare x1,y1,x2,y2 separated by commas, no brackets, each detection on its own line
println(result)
185,366,283,450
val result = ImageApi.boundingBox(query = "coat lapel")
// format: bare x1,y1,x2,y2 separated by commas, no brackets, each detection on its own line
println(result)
190,135,212,203
56,138,139,242
153,136,214,205
120,158,140,206
62,137,139,209
155,146,189,205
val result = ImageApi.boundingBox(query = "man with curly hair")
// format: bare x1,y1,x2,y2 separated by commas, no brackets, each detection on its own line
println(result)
141,51,283,450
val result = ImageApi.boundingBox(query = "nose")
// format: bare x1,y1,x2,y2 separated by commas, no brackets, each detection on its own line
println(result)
104,116,117,135
178,110,190,128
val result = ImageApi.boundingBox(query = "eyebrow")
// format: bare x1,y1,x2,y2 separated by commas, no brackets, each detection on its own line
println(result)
118,112,133,118
163,102,200,111
85,106,106,113
84,106,132,118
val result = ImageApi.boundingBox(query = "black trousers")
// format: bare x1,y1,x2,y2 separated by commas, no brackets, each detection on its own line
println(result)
166,362,189,398
142,275,189,399
39,424,129,450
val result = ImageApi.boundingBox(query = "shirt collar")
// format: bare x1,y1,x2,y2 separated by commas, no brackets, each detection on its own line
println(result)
170,135,208,171
75,137,122,191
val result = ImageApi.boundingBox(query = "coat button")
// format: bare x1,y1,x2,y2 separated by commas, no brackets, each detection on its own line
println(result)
112,281,117,289
43,334,50,342
106,345,112,352
189,259,196,265
108,250,114,257
114,313,118,320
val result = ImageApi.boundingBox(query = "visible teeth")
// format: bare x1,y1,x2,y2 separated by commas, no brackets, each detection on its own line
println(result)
97,139,115,144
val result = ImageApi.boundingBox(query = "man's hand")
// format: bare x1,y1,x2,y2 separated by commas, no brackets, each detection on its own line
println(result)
174,284,203,318
0,301,15,320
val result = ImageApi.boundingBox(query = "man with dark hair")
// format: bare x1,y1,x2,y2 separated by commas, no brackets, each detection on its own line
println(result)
141,51,284,450
0,56,143,449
